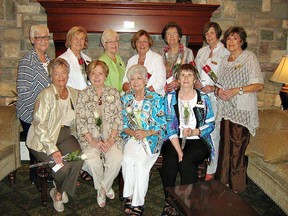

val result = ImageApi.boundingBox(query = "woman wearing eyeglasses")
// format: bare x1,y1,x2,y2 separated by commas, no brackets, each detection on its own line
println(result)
98,29,126,92
122,30,166,96
16,25,52,190
59,26,91,90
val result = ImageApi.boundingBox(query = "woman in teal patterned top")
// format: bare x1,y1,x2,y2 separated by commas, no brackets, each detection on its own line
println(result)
121,64,166,216
99,29,125,92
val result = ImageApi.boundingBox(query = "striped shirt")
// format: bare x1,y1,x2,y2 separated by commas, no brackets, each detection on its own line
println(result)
16,49,51,124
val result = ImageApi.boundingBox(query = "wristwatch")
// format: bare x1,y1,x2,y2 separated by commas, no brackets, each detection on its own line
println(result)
238,87,244,95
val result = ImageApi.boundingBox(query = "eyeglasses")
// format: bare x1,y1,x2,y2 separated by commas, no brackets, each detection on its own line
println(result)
105,40,119,44
34,36,50,41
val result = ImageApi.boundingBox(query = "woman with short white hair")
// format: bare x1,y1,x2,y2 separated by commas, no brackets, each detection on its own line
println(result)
16,24,52,189
121,64,166,216
99,29,125,92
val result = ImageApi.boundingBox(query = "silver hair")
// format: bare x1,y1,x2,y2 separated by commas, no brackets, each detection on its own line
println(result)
30,25,49,39
127,64,148,82
101,29,119,47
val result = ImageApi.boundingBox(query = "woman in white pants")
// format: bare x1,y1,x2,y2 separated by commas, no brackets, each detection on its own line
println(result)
121,64,166,216
76,60,123,208
195,22,229,180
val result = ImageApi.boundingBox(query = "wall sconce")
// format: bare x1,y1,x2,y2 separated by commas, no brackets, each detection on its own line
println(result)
270,55,288,110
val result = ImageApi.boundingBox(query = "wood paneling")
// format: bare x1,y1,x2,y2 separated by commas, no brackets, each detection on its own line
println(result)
38,0,219,54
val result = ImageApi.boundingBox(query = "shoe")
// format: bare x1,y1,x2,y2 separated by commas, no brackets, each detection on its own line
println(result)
161,202,179,216
124,198,133,214
97,187,106,208
106,188,115,199
80,169,92,181
130,205,144,216
50,188,64,212
52,181,68,203
62,191,69,204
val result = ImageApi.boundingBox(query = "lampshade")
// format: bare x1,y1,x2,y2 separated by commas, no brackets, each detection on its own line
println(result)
270,55,288,83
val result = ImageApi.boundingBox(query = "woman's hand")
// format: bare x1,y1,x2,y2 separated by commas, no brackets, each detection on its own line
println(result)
134,130,147,140
101,138,114,153
165,80,180,92
201,85,215,94
52,151,63,164
218,88,238,101
183,128,200,137
177,149,183,162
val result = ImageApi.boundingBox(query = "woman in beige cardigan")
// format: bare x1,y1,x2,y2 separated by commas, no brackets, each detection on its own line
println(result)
27,58,83,212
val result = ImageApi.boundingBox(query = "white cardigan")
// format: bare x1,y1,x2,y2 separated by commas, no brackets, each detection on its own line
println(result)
59,48,91,90
123,49,166,96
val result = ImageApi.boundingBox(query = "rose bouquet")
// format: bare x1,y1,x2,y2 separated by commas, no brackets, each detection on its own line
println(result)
126,106,151,156
29,150,88,168
202,65,224,89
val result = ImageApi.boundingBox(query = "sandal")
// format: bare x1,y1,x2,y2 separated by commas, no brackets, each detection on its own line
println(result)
130,205,144,216
97,187,106,208
161,202,179,216
80,169,92,181
124,198,133,214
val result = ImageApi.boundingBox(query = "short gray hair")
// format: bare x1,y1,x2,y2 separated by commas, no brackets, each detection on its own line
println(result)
101,29,119,47
127,64,148,82
30,25,49,39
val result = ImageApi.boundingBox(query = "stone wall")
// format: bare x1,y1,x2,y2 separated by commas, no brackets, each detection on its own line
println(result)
0,0,287,108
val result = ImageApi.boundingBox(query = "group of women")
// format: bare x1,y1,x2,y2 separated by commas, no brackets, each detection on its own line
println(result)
16,21,263,215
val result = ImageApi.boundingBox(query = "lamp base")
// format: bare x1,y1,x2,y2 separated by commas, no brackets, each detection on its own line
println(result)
279,84,288,110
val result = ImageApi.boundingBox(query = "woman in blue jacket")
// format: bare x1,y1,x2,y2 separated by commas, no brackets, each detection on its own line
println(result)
160,64,215,215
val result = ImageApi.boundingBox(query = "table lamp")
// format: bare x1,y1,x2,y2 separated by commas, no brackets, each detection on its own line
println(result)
270,55,288,110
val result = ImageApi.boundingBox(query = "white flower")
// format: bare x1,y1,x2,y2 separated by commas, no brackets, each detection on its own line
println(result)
106,95,114,102
176,57,182,65
93,111,99,118
80,154,88,160
126,106,133,114
183,101,188,108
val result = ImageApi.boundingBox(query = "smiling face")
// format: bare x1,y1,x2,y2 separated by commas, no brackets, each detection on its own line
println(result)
89,65,106,88
165,27,180,47
178,69,195,89
205,27,219,48
52,65,69,88
129,72,147,92
136,35,150,56
70,32,86,55
104,35,119,56
226,32,243,53
31,29,50,54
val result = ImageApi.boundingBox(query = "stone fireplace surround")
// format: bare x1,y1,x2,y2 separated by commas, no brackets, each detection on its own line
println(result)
37,0,219,56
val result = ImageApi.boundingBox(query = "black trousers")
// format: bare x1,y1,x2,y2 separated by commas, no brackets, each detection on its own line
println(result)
159,138,209,198
20,120,38,182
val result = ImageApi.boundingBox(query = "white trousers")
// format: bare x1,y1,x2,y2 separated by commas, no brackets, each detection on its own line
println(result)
82,144,123,192
207,99,220,174
122,139,159,206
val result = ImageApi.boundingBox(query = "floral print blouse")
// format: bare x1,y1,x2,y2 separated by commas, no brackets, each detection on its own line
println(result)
76,85,123,150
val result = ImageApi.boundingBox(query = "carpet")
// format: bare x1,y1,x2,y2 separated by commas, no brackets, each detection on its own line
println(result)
0,165,286,216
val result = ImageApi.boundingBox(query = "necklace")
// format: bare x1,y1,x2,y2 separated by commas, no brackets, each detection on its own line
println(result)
98,94,102,106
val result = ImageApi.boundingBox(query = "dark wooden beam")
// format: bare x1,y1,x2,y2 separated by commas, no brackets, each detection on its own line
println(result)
38,0,219,55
